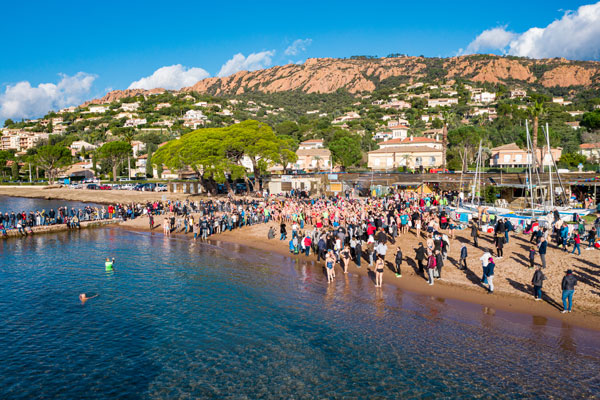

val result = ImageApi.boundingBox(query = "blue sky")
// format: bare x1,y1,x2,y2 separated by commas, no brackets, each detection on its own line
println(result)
1,0,599,120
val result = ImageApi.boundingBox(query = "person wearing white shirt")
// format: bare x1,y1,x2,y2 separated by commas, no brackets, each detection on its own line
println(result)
480,251,491,285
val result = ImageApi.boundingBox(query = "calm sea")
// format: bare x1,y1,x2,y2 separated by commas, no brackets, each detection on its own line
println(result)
0,195,102,214
0,199,599,399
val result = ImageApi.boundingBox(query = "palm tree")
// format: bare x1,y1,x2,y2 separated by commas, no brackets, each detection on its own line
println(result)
528,100,544,172
441,111,455,170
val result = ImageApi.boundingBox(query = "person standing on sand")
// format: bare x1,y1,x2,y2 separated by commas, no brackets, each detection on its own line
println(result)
435,249,443,280
531,266,546,301
471,220,479,247
354,239,362,268
480,250,491,285
375,255,384,287
163,217,170,236
427,251,436,285
394,247,402,277
538,237,547,268
267,226,275,240
561,269,577,313
280,222,287,240
341,245,351,273
415,242,426,275
149,214,154,231
528,245,536,269
485,257,495,294
459,243,467,270
571,232,581,256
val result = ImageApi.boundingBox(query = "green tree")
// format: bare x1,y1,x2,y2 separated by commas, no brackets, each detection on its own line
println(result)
581,111,600,131
328,132,362,170
558,152,587,168
3,118,14,128
11,160,19,181
97,141,132,182
34,145,71,184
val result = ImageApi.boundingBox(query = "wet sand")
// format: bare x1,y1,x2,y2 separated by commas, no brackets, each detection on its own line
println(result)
119,213,600,332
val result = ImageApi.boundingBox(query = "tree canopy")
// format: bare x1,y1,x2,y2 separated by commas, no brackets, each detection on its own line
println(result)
34,145,71,184
152,120,297,192
97,141,132,181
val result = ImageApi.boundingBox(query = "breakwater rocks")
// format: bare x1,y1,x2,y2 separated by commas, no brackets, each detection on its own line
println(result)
2,219,121,239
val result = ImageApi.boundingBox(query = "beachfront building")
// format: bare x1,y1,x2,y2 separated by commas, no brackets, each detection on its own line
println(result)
368,137,443,170
295,148,332,172
490,143,562,168
579,143,600,161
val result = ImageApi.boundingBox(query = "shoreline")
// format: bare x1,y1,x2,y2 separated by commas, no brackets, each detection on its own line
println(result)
3,187,600,332
119,220,600,332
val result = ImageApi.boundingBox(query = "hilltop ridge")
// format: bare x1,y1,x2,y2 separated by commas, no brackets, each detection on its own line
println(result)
84,55,600,105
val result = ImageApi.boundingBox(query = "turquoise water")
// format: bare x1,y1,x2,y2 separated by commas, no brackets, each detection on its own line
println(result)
0,215,599,398
0,195,102,213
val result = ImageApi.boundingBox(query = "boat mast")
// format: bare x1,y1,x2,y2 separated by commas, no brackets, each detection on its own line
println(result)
471,140,482,204
544,123,554,208
525,120,535,216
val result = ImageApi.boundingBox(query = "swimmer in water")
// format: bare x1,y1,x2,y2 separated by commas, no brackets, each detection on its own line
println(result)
105,257,115,272
79,293,98,305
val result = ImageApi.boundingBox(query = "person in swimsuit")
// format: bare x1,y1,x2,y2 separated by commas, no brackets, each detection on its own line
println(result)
79,293,98,305
325,250,335,283
375,255,384,287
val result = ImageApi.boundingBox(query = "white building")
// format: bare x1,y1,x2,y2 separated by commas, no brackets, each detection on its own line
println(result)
427,98,458,108
298,139,325,150
120,102,140,111
88,105,108,113
124,118,147,127
471,91,496,103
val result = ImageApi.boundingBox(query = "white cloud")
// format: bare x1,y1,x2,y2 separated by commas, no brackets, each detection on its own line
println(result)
461,2,600,60
284,39,312,56
460,26,517,55
0,72,96,120
217,50,275,77
128,64,210,90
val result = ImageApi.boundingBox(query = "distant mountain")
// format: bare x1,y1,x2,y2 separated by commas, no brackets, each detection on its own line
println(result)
84,55,600,105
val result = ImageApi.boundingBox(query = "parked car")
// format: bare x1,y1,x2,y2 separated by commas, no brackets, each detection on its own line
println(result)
99,184,112,190
155,184,167,192
86,184,99,190
121,183,135,190
69,184,83,189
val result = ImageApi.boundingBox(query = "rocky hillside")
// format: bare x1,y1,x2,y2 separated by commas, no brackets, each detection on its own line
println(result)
85,55,600,104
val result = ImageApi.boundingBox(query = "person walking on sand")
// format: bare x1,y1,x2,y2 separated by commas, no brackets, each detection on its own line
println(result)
459,243,467,270
561,269,577,313
394,247,403,277
485,257,495,294
531,266,546,301
415,242,427,275
375,255,384,287
571,232,581,256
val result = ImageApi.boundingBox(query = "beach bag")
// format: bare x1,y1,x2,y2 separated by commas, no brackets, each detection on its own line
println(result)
434,268,440,278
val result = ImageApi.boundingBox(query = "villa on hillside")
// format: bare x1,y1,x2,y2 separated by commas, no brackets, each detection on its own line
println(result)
427,98,458,108
490,143,562,168
579,143,600,161
368,137,443,170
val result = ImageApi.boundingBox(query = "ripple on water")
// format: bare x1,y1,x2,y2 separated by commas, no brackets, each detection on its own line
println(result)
0,227,598,399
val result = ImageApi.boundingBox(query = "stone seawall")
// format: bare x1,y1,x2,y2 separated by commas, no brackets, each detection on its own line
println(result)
2,219,121,239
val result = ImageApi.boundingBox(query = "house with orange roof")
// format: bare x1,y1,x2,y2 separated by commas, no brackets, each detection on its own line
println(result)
368,136,443,170
579,143,600,161
490,143,562,168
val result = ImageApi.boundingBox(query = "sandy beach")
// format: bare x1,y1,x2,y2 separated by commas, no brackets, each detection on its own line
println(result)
2,185,600,331
118,211,600,331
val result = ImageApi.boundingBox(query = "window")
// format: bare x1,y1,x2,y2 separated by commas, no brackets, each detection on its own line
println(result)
415,157,422,166
430,156,436,166
374,158,380,166
503,154,511,163
515,154,522,162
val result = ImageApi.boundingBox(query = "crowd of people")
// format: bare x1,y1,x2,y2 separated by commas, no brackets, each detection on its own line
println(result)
2,189,594,314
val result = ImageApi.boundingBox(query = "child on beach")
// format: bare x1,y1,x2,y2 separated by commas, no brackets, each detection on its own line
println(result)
528,246,536,269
